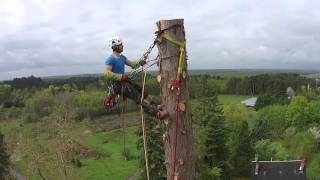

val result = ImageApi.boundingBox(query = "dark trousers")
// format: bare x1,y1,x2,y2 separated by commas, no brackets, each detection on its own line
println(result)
111,80,158,115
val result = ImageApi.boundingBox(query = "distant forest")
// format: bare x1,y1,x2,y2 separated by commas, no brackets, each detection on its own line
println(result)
1,72,316,96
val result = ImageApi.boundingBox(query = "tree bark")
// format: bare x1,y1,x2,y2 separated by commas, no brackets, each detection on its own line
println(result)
156,19,195,180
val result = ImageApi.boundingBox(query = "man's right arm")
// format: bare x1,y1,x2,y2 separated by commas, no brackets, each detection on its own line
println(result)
104,65,122,81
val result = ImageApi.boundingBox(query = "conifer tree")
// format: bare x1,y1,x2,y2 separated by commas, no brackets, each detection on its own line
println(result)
203,96,228,179
137,115,166,180
229,121,253,177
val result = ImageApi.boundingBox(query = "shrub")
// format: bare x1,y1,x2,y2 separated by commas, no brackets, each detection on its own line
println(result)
257,105,287,137
284,131,317,159
25,94,56,118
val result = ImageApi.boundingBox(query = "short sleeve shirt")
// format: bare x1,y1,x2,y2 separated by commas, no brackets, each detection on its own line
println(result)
105,54,127,74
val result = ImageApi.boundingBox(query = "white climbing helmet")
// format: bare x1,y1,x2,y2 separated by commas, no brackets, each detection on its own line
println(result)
109,36,123,48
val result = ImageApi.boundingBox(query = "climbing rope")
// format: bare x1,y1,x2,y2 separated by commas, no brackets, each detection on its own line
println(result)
129,24,183,80
140,68,150,180
134,32,186,180
162,34,186,179
120,85,127,160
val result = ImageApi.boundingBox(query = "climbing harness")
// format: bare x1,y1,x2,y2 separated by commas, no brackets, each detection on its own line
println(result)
104,85,117,111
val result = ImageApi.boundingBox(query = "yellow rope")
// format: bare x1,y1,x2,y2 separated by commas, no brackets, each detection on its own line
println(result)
140,69,150,180
162,34,186,78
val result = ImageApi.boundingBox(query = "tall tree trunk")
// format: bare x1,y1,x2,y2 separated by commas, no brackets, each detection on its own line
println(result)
156,19,195,180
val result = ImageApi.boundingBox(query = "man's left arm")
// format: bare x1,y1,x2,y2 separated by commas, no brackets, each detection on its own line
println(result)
125,58,146,69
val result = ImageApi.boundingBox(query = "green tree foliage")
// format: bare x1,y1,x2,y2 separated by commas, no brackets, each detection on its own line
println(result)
189,75,220,98
223,104,257,129
255,94,289,110
300,84,318,101
1,89,30,109
251,116,272,142
0,132,9,178
306,101,320,125
284,131,317,159
285,96,310,129
229,121,253,177
50,76,103,90
0,85,11,104
4,75,45,89
224,74,313,95
25,92,56,118
204,97,228,179
137,115,166,180
193,96,228,179
255,140,291,161
256,105,287,137
71,91,106,120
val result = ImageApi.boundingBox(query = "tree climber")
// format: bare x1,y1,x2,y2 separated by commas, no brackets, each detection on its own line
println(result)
104,37,169,120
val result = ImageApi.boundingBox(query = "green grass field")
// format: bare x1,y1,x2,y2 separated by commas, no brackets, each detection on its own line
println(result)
0,95,251,179
218,95,251,105
74,127,140,179
0,119,140,180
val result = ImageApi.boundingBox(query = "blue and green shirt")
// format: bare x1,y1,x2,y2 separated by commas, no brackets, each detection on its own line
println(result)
105,54,127,74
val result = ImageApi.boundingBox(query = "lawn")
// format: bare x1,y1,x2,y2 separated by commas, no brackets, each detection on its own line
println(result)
74,126,140,180
218,95,251,105
0,118,141,180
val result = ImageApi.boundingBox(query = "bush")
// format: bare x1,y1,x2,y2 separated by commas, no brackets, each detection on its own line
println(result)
285,96,310,129
72,91,106,120
257,105,287,137
71,156,82,168
224,104,257,129
25,94,56,118
3,107,23,120
255,95,289,110
23,112,39,123
255,139,291,161
284,131,317,159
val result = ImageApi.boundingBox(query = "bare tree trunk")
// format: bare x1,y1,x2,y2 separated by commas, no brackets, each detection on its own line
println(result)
156,19,195,180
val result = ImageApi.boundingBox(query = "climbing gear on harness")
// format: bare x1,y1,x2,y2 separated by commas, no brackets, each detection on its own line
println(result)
104,95,116,111
104,85,118,111
121,74,129,81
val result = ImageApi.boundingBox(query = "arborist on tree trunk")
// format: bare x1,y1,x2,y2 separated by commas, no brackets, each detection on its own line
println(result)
104,36,169,120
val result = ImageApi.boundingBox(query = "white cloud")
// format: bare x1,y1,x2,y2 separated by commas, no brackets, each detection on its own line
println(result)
0,0,320,80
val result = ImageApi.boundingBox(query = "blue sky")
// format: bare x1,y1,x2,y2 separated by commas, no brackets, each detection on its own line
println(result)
0,0,320,80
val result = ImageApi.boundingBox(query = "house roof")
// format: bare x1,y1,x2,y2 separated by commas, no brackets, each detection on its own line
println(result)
251,160,306,180
241,97,257,107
